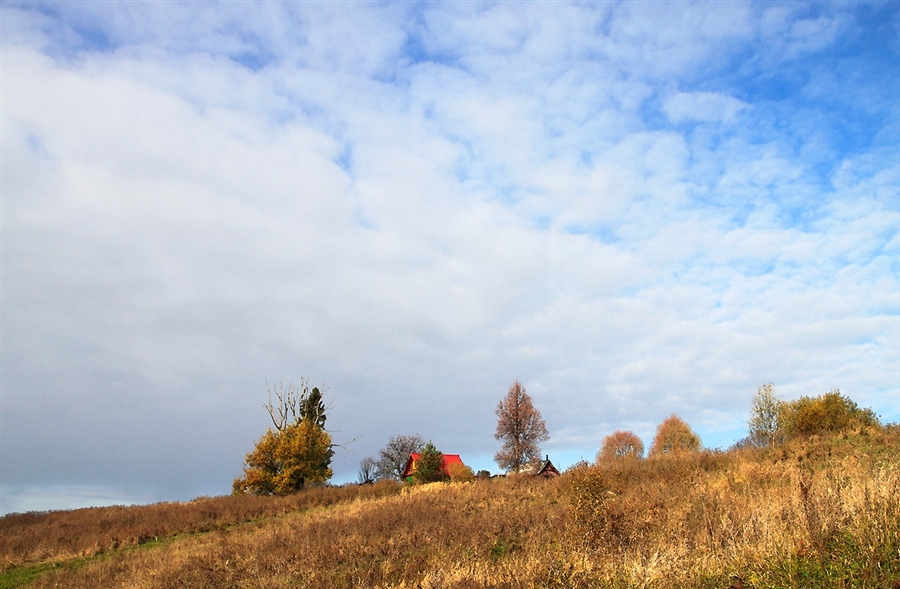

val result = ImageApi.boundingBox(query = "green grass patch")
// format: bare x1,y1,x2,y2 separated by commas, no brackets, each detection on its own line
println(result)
0,562,56,589
0,534,177,588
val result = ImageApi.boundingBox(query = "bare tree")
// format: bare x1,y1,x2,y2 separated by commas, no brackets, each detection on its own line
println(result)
376,434,425,480
494,381,549,472
357,456,378,484
264,378,329,431
747,383,785,448
596,430,644,462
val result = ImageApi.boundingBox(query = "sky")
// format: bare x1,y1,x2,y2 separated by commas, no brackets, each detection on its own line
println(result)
1,1,898,515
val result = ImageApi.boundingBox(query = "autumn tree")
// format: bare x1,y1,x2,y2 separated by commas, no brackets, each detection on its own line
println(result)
748,383,785,448
376,433,425,480
413,441,447,484
494,380,549,472
447,462,475,482
780,389,879,438
233,419,334,495
648,414,701,457
233,380,334,495
596,430,644,462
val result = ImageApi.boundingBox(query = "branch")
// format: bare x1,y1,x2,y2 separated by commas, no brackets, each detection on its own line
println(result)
263,379,288,431
330,434,363,454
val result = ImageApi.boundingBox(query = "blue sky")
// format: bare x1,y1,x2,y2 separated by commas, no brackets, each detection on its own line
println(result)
1,1,898,514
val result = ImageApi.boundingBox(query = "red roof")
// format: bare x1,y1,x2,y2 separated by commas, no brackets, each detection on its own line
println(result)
401,453,464,479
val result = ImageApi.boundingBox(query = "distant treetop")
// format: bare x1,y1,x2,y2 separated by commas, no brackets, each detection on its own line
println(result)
649,414,701,457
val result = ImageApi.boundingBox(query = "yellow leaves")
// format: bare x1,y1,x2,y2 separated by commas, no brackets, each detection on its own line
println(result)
446,462,475,482
233,420,333,496
780,390,878,438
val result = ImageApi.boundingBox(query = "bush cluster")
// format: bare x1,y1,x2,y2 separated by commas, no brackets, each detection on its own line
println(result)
780,389,879,438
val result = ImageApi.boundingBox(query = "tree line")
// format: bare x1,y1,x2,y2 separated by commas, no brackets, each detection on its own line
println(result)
232,377,883,495
743,384,879,448
595,385,882,464
232,379,550,494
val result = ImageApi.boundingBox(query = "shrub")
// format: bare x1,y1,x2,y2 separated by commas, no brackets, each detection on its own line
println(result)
565,462,614,548
781,389,879,438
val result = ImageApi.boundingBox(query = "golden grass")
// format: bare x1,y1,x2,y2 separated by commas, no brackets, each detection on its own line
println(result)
3,427,898,589
0,481,403,568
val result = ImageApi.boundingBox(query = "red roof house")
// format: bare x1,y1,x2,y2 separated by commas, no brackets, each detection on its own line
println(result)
401,452,465,480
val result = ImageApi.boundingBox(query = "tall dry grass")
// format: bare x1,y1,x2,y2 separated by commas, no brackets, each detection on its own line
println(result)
0,481,403,568
15,475,566,589
566,428,900,588
4,427,898,589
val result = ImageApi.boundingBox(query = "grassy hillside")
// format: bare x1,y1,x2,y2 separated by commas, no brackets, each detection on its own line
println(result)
2,426,898,589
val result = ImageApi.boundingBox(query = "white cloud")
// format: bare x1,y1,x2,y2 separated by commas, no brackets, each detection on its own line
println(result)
2,2,897,506
663,91,747,124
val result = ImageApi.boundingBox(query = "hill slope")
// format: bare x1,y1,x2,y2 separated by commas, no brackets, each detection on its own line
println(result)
2,427,898,589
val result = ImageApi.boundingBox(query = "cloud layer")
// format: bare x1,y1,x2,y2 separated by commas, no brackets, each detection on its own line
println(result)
2,2,898,513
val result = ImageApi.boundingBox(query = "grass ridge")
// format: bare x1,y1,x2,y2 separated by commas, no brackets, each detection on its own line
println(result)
1,427,897,588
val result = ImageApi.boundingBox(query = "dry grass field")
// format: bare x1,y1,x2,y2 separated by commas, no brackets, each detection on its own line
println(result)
2,426,898,589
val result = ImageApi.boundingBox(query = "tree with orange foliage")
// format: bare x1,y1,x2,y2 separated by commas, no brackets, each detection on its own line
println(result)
494,381,549,472
596,430,644,462
648,414,701,457
233,419,334,495
446,461,476,482
234,383,334,495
